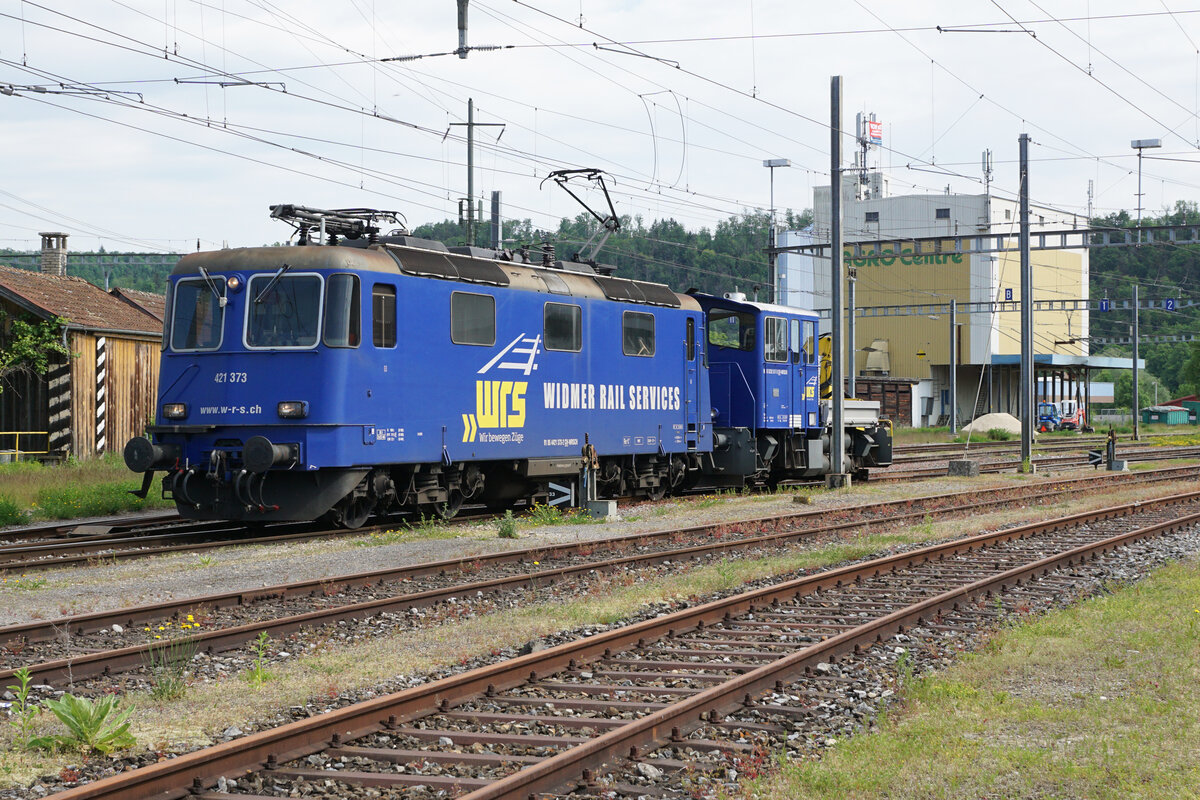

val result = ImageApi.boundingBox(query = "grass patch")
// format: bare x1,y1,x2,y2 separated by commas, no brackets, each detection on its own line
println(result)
522,502,596,526
739,557,1200,800
0,454,172,522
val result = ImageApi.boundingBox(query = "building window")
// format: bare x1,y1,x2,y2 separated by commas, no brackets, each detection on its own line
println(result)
622,311,655,357
544,302,582,352
935,208,950,220
1005,209,1012,220
372,284,396,348
865,211,879,223
451,292,496,346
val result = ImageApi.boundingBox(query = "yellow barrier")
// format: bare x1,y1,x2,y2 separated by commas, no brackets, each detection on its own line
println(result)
0,431,50,457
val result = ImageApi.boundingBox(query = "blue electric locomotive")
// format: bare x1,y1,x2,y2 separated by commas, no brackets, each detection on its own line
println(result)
125,206,891,526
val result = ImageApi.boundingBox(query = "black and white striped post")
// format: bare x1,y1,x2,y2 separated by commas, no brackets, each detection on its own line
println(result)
95,336,106,455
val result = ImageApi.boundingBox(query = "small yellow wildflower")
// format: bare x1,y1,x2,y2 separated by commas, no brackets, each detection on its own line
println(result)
187,614,194,622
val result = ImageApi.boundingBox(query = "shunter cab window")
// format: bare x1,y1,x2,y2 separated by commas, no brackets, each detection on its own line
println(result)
687,318,696,361
451,292,496,346
544,303,582,352
623,311,655,357
803,320,817,364
170,277,225,351
372,285,396,348
707,307,756,351
323,274,360,348
789,319,801,364
764,316,787,363
246,274,321,348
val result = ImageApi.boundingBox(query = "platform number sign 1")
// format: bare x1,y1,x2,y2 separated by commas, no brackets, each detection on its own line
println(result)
1165,298,1177,311
1099,298,1111,312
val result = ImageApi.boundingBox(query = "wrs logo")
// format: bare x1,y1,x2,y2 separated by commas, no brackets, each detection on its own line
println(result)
463,333,540,443
462,380,527,442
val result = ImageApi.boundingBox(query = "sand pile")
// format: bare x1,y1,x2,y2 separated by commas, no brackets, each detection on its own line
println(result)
961,412,1025,436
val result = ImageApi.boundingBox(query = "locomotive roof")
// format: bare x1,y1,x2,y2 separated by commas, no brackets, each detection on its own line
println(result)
693,291,819,319
174,244,700,312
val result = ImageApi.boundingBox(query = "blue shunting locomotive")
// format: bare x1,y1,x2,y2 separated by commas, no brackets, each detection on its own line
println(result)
124,206,892,527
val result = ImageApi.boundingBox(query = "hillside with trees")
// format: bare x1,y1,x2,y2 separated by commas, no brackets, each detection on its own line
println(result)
3,202,1197,404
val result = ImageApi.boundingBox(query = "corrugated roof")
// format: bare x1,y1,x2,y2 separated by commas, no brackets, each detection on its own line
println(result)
0,263,162,335
109,286,167,322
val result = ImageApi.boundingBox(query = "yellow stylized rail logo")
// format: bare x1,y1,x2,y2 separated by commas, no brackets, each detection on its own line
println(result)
463,380,527,442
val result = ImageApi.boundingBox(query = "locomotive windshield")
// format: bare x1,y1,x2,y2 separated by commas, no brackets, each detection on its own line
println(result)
170,277,226,351
246,274,322,348
707,308,756,351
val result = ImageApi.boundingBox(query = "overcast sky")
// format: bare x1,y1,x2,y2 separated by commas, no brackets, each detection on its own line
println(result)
1,1,1198,254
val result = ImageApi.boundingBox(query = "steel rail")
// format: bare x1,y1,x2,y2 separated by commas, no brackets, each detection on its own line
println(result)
42,489,1200,800
6,465,1197,686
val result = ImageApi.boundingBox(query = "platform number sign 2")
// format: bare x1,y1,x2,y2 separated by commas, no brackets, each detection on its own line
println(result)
1165,298,1177,311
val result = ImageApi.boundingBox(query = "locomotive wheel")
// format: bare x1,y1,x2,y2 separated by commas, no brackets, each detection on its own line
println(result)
332,495,373,529
419,489,463,520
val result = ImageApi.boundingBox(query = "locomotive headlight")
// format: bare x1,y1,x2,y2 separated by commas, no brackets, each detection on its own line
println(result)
277,400,309,419
162,402,188,420
226,274,243,292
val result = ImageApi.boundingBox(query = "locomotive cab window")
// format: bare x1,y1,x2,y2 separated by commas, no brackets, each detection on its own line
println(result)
170,276,226,351
622,311,655,357
764,316,787,363
707,307,755,351
245,273,322,349
451,291,496,346
544,302,582,352
789,318,801,364
372,284,396,348
687,317,696,361
803,320,817,364
323,274,360,348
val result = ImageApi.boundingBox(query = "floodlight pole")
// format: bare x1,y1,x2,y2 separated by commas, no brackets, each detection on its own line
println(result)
763,158,791,304
830,76,846,479
1131,138,1162,245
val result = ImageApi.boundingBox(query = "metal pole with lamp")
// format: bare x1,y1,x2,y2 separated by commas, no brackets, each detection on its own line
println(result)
763,159,790,304
1131,139,1161,245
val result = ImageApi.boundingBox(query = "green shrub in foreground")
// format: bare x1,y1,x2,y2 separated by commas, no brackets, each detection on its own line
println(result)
29,693,136,756
0,496,25,526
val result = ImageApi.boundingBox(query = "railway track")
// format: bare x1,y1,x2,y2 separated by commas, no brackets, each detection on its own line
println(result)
4,437,1195,570
5,463,1198,691
873,443,1200,482
42,484,1200,800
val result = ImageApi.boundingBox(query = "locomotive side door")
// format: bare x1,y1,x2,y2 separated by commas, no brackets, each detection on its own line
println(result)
789,318,803,428
761,315,790,427
684,316,699,448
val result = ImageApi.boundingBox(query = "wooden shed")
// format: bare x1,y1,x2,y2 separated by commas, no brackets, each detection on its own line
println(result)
0,263,164,459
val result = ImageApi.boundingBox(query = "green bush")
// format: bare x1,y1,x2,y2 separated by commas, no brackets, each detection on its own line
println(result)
497,510,518,539
0,496,25,526
30,693,136,756
985,428,1013,441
